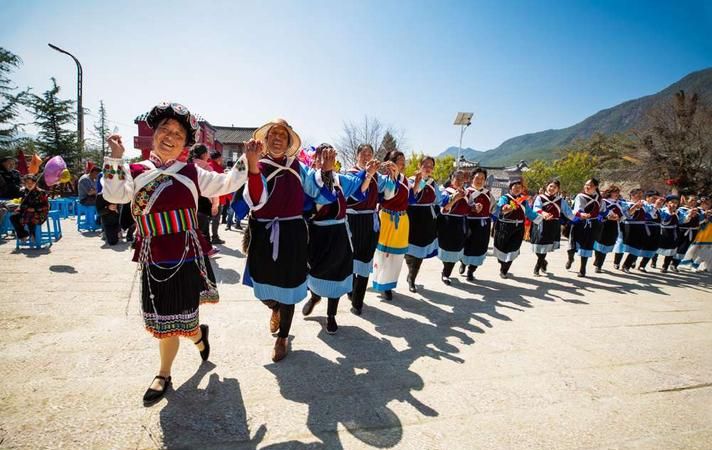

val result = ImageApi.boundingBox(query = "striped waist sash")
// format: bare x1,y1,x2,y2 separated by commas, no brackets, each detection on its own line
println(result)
136,208,198,237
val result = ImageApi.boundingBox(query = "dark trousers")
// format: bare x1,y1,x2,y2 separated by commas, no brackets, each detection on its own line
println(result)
104,223,120,245
210,205,223,240
264,301,295,339
10,215,36,239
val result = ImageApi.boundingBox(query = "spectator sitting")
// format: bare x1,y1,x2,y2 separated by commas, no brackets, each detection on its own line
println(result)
10,174,49,242
96,193,120,245
78,166,101,205
0,156,22,199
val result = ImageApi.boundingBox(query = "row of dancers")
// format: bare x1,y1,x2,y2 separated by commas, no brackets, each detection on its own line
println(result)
100,104,708,405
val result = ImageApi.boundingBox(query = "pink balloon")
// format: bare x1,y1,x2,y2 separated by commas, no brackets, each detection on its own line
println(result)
44,156,67,186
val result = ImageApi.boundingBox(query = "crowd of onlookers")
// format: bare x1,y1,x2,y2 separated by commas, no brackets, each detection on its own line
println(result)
0,150,244,250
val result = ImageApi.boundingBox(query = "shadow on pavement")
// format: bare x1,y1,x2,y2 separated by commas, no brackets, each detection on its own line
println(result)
159,362,266,449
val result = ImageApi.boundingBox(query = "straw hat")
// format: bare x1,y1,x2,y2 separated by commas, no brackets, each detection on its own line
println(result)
253,118,302,157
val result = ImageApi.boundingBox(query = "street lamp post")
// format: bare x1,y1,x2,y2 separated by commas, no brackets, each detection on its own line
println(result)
48,43,83,156
453,112,473,169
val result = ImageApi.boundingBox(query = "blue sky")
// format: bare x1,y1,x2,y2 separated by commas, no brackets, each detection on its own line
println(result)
1,0,710,158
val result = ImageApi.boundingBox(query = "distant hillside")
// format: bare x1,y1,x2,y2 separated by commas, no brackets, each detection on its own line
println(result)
439,146,483,161
439,67,712,166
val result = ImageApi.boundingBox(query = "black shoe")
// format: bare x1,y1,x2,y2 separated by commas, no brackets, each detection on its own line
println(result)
408,276,417,293
326,316,338,334
595,267,603,274
499,271,508,279
638,266,647,273
661,267,668,273
670,265,679,273
235,223,243,230
302,294,321,316
350,306,362,316
623,266,631,273
541,260,548,273
211,237,225,245
533,267,541,277
466,273,475,282
143,375,171,407
613,264,620,270
458,262,466,275
565,259,573,270
382,290,393,301
226,225,232,231
577,271,586,278
195,324,210,361
441,275,451,286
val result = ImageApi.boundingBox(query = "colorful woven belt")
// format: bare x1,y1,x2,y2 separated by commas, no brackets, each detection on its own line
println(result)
136,208,198,237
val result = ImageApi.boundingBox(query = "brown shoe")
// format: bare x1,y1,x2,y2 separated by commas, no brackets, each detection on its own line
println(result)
272,337,288,362
269,308,280,334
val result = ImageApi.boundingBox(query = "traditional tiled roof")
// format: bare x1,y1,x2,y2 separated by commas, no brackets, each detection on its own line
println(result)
213,126,258,144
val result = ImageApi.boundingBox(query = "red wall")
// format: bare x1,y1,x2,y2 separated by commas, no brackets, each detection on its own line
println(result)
134,120,218,160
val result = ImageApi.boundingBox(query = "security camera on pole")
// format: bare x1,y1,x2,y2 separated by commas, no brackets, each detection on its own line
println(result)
453,112,473,169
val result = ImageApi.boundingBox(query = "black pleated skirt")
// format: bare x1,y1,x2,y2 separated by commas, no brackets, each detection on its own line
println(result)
141,255,217,339
463,218,491,258
494,221,524,254
347,212,379,263
437,214,466,252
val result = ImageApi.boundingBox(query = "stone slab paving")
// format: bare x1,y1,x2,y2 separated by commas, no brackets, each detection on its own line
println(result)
1,218,711,449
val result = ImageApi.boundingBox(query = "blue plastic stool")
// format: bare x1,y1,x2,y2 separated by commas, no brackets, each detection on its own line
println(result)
77,202,101,232
65,197,79,216
46,209,62,241
1,211,14,238
16,221,53,249
50,199,70,219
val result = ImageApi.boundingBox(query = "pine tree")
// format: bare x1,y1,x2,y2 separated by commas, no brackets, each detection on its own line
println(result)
92,100,110,157
379,131,398,160
0,47,28,152
27,77,80,166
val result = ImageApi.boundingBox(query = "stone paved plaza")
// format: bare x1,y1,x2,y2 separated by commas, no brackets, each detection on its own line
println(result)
1,219,711,449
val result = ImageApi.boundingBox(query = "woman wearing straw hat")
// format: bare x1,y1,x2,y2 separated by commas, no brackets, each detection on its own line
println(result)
243,119,335,362
103,102,253,406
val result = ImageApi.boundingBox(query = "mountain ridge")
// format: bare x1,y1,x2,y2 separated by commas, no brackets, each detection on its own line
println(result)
439,67,712,166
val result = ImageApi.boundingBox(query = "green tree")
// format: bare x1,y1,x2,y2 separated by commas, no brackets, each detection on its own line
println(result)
27,77,80,166
524,151,599,197
0,47,29,153
554,150,599,196
404,152,425,177
523,159,556,193
379,131,398,160
93,100,110,157
433,155,455,183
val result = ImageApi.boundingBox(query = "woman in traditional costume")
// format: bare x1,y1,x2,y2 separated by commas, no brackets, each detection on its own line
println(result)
636,192,665,272
459,167,496,281
565,178,602,277
404,156,441,292
530,179,575,276
372,150,409,300
657,195,682,272
672,195,703,271
242,119,331,362
300,144,376,333
493,179,543,278
102,102,251,406
592,185,626,273
345,144,391,314
437,170,469,285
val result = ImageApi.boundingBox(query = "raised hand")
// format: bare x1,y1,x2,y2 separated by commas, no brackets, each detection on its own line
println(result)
107,134,125,159
365,159,380,176
474,203,483,213
321,148,337,172
244,139,263,174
